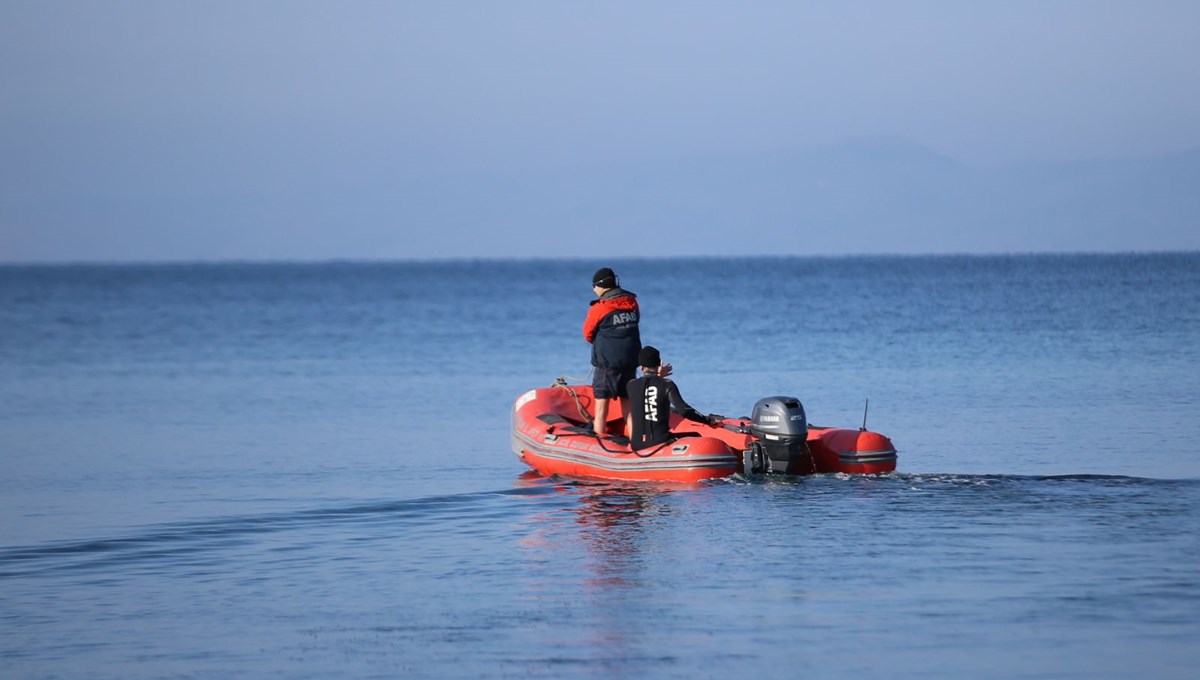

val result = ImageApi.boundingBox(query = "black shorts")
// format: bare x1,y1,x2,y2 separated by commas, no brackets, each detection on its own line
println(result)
592,366,636,400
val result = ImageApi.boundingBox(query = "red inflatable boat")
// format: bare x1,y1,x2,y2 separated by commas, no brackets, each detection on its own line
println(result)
511,383,897,483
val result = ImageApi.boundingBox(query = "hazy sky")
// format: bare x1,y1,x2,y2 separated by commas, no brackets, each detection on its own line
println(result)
2,1,1198,262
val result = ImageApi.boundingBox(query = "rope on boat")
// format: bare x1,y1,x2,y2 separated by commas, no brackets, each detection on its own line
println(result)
631,439,676,458
552,376,593,425
551,374,673,457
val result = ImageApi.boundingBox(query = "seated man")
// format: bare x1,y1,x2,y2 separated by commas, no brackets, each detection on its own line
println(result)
625,346,722,452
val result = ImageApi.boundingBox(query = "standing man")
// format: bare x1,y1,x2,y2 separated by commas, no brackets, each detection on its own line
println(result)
582,267,640,436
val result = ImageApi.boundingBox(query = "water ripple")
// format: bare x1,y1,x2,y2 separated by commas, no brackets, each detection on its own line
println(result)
0,485,567,579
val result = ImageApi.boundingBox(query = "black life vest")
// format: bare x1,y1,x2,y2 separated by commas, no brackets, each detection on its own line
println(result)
627,374,673,451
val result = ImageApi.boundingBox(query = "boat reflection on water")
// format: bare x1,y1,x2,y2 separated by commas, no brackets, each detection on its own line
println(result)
514,472,709,660
569,483,672,589
515,472,702,590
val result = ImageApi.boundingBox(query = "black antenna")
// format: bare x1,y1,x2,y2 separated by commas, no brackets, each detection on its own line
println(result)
860,398,869,431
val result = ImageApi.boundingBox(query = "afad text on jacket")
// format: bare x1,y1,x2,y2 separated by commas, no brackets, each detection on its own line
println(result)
582,288,641,368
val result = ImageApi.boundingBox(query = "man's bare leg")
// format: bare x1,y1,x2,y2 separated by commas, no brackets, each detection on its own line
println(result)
594,398,609,436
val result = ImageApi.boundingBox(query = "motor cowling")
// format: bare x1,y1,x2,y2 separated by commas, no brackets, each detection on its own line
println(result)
746,396,811,474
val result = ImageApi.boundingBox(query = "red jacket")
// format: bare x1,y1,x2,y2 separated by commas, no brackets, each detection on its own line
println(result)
582,288,641,368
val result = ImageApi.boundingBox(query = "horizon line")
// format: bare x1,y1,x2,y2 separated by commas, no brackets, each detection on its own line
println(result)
2,249,1197,269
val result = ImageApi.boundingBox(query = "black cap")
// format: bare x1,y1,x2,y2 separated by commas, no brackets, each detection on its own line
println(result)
592,267,617,288
638,345,661,368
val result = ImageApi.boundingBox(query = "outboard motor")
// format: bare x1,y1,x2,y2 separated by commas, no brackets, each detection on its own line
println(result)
745,396,812,475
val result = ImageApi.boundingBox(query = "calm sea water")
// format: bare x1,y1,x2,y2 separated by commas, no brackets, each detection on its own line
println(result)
2,254,1198,679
